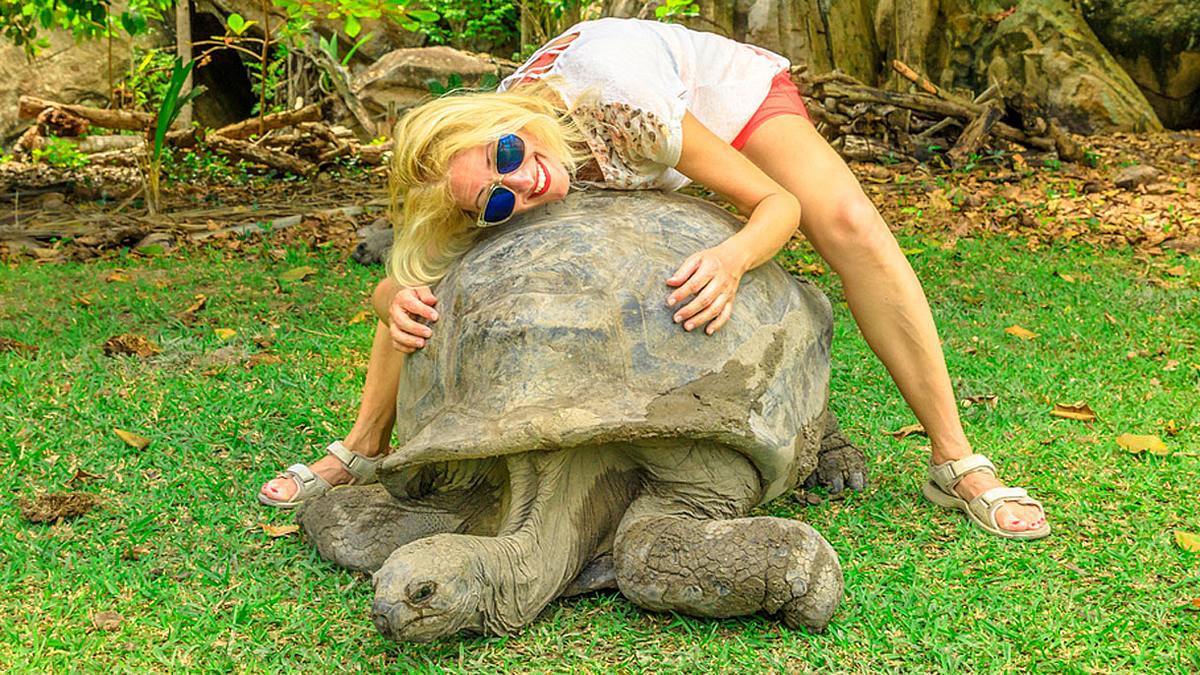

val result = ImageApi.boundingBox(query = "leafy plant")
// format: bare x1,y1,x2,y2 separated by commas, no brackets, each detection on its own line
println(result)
31,136,90,169
654,0,699,21
143,58,206,215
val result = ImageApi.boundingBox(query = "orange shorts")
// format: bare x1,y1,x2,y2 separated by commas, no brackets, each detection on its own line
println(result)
731,70,810,150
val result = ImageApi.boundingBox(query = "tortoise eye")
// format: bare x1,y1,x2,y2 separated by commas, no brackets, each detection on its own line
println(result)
407,581,437,605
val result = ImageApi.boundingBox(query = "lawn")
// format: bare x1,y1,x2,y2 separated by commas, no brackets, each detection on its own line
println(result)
1,232,1197,672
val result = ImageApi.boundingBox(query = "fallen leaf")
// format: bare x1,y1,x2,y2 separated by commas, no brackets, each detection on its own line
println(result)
91,611,123,631
178,294,208,319
114,428,150,450
348,309,373,325
67,468,105,486
105,270,130,283
214,328,237,341
961,394,998,407
102,334,161,358
1005,325,1038,340
262,523,300,538
1192,598,1200,610
0,336,38,356
1050,402,1098,422
962,294,985,305
1164,265,1187,277
279,266,317,282
75,294,93,306
1116,433,1169,456
1163,359,1180,372
1164,419,1182,436
884,423,927,439
1055,271,1076,283
122,545,151,561
1175,530,1200,553
247,353,283,367
18,492,99,523
1104,313,1117,325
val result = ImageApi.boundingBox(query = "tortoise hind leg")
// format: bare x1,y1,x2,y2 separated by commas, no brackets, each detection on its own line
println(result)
804,411,868,493
613,442,844,632
297,480,502,573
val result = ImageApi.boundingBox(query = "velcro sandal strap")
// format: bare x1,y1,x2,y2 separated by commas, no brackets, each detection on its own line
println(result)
969,486,1041,528
282,463,331,501
326,441,377,484
928,454,996,492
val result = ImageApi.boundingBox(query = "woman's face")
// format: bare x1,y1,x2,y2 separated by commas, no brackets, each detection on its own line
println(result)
447,128,571,224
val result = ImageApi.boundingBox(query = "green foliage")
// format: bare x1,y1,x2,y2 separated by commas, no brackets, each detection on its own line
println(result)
419,0,518,47
318,31,375,67
654,0,700,21
118,47,177,111
248,43,290,115
427,72,500,96
162,147,248,184
0,0,166,58
30,136,89,168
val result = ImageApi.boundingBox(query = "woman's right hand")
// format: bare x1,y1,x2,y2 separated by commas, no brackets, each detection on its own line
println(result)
389,285,439,353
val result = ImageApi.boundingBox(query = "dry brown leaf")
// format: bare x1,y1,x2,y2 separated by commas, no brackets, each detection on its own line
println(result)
247,353,283,367
1164,265,1187,277
961,394,998,407
91,611,123,631
114,428,150,450
214,328,237,341
1050,402,1098,422
1116,433,1169,456
18,492,99,523
884,423,927,439
102,334,161,358
1004,325,1038,340
104,270,130,283
1104,313,1117,325
1055,271,1076,283
262,523,300,538
1192,598,1200,610
279,266,318,282
0,336,38,356
1175,530,1200,553
348,310,373,325
67,468,105,486
178,294,208,319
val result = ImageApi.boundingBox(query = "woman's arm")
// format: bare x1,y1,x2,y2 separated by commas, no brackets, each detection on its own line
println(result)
665,111,801,334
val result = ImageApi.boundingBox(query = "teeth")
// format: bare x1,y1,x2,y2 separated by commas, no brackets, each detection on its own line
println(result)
534,160,547,195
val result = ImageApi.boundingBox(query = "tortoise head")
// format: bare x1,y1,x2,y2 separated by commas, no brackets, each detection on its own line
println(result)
371,535,487,642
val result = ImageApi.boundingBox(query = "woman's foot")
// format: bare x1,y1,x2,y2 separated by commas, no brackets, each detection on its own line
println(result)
929,452,1047,533
951,469,1047,532
259,441,386,505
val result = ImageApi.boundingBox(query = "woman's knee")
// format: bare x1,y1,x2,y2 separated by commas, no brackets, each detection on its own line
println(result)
804,193,892,258
371,277,400,321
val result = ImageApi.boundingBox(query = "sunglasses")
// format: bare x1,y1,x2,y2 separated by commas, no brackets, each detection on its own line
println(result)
476,133,526,227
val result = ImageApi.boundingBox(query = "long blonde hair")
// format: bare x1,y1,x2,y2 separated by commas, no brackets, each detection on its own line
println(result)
387,80,592,288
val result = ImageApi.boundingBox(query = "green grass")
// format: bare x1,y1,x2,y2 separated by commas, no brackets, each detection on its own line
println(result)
1,235,1197,672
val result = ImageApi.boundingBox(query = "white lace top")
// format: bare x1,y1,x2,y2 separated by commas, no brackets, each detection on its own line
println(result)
497,18,790,191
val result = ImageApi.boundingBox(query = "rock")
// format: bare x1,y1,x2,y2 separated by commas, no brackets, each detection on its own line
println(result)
133,232,176,255
0,28,166,143
1113,165,1161,190
351,47,501,116
972,0,1162,134
1081,0,1200,129
352,229,392,266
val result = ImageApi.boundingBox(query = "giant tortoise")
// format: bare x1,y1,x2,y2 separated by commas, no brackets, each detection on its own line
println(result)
299,190,867,642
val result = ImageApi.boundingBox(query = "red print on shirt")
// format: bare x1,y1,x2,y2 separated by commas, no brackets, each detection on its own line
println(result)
512,32,579,87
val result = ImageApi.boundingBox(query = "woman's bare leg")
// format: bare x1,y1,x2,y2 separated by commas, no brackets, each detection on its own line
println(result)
259,278,405,502
740,115,1046,533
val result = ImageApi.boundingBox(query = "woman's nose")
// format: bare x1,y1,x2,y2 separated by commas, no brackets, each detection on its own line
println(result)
500,162,536,193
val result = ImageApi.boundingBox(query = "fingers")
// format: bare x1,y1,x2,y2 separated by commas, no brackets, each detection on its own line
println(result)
394,289,439,323
414,285,439,306
665,254,701,288
388,321,425,353
681,292,728,332
706,302,734,335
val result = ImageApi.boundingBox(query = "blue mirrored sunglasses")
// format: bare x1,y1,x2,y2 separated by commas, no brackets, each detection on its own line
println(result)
477,133,526,227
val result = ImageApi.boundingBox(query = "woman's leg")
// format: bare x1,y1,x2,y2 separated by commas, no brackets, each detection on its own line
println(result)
259,278,405,502
739,115,1046,533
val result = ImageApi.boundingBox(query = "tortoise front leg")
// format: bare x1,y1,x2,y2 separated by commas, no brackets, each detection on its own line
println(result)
613,443,843,632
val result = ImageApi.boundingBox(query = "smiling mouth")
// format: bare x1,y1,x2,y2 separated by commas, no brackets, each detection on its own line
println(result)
529,157,550,198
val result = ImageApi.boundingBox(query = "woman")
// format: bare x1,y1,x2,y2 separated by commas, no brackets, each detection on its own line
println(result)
260,17,1048,540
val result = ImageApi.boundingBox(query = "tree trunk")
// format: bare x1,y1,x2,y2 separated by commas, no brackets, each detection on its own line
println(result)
176,0,194,126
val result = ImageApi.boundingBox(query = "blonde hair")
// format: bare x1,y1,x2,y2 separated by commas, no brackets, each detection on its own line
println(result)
386,80,592,288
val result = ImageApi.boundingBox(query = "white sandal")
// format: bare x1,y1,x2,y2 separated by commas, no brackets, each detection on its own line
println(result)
921,454,1050,540
258,441,379,509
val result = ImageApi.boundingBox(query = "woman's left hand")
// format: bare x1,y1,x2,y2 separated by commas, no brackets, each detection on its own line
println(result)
665,244,747,335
